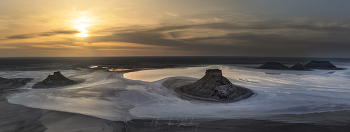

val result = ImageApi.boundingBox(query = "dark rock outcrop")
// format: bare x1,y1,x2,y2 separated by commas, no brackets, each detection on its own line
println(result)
258,62,289,70
33,71,81,89
0,77,33,91
290,63,308,70
175,69,254,102
304,61,339,70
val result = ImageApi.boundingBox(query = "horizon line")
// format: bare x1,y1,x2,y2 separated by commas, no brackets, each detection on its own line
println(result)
1,56,350,59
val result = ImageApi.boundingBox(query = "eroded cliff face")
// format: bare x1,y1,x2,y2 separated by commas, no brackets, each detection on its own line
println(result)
176,69,254,102
33,71,80,89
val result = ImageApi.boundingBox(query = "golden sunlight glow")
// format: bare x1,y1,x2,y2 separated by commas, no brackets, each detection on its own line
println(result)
73,17,91,37
75,24,89,37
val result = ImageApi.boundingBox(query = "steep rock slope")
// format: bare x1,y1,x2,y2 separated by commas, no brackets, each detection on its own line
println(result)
33,71,81,89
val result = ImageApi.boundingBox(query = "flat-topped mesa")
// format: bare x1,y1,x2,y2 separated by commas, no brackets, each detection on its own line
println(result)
205,69,223,77
304,60,339,70
258,62,289,70
176,69,254,102
33,71,80,89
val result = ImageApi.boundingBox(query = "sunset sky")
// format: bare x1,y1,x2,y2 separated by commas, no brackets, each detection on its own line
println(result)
1,0,350,57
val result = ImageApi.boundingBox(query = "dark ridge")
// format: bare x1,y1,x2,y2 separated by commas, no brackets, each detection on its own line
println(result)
290,63,308,70
0,77,33,91
258,62,289,70
32,71,82,89
304,61,342,70
175,69,254,102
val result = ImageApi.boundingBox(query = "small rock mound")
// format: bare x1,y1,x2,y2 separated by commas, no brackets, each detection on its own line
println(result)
33,71,80,89
0,77,33,91
290,63,308,70
258,62,289,70
176,69,254,102
304,61,338,70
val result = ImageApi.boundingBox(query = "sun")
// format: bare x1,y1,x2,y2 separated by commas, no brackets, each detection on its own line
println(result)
75,24,89,37
73,17,91,37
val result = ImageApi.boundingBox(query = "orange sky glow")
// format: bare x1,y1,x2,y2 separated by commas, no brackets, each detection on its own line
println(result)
1,0,350,57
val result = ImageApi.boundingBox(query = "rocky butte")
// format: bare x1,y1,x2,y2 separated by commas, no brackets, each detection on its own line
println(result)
32,71,81,89
175,69,254,102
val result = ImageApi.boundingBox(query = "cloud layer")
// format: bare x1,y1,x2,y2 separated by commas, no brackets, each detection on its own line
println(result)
7,30,79,39
1,0,350,57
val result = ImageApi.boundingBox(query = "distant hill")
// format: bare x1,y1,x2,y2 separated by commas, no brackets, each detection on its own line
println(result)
304,61,340,70
258,62,289,70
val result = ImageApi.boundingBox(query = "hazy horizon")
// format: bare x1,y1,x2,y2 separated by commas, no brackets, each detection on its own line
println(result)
2,55,350,58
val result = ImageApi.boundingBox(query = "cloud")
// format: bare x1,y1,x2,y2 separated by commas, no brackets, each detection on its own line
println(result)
7,30,79,39
3,18,350,57
77,19,350,57
0,46,17,49
7,34,35,39
165,12,179,17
